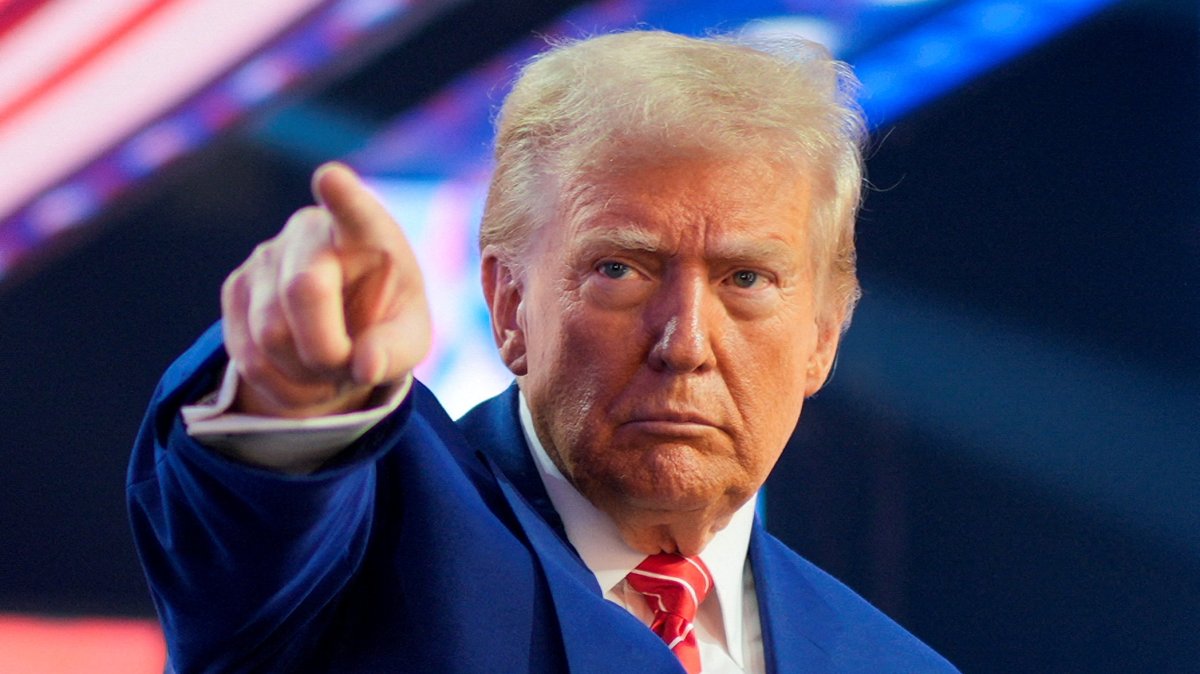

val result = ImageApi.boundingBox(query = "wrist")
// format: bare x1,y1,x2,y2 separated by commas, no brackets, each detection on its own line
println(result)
232,377,377,419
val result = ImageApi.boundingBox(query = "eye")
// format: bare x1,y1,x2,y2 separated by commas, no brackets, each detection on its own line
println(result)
730,270,761,289
597,261,633,279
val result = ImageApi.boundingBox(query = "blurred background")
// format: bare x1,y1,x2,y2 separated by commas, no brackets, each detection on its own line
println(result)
0,0,1196,671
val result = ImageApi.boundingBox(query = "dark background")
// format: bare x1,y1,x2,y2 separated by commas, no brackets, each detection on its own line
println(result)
1,0,1196,671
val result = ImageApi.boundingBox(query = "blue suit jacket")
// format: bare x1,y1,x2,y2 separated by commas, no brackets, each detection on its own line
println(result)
129,325,956,673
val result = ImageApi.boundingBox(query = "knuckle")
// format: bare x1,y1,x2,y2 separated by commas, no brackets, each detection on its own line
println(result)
251,310,292,353
377,247,401,271
288,205,325,224
284,206,330,238
246,236,280,267
370,249,406,290
237,350,273,386
220,275,238,310
221,268,249,301
249,241,272,262
285,267,336,306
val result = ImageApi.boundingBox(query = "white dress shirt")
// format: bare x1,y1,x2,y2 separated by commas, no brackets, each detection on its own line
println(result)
184,366,765,673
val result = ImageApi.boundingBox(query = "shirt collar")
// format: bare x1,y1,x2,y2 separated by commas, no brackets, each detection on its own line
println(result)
517,391,755,666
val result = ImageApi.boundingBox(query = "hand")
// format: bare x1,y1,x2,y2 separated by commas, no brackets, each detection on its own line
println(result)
221,162,431,418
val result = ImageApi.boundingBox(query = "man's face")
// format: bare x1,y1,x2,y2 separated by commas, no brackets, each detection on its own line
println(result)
488,153,843,554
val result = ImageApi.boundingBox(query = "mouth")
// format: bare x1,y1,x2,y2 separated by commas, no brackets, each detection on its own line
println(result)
620,411,723,437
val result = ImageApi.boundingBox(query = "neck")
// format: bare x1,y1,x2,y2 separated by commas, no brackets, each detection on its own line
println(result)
600,496,743,556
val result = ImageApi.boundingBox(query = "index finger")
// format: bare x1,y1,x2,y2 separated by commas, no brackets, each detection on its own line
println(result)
311,162,398,251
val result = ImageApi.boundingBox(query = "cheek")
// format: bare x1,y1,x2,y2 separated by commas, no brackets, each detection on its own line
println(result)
725,317,816,444
525,300,623,430
728,380,803,491
520,282,576,369
548,310,635,415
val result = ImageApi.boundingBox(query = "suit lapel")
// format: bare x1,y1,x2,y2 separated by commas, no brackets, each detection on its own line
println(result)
460,385,567,538
459,386,684,674
490,467,682,674
751,521,837,673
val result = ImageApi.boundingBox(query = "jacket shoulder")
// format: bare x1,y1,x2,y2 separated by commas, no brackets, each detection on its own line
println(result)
752,528,959,673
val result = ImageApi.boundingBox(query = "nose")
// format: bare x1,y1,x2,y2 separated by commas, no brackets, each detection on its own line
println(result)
647,272,717,373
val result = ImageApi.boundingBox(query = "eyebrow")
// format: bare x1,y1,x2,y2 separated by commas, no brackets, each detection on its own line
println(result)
573,226,663,255
708,237,797,264
572,226,802,274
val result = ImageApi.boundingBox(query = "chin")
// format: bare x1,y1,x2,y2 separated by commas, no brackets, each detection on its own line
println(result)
626,488,714,514
612,469,730,516
569,434,753,517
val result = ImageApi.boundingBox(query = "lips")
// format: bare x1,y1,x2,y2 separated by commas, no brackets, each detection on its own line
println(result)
628,410,715,425
619,408,725,436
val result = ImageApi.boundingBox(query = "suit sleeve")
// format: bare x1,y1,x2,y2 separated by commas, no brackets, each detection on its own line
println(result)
126,323,413,672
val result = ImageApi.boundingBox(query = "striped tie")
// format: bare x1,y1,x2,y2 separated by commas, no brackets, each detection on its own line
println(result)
626,553,713,674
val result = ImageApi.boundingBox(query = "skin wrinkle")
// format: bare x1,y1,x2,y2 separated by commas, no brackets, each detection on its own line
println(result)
491,151,842,556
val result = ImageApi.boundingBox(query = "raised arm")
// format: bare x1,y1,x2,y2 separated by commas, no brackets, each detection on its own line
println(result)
128,164,438,671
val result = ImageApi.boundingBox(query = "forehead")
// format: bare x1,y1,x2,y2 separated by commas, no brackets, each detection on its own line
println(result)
553,154,813,253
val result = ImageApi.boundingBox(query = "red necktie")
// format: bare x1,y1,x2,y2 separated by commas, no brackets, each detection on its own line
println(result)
626,553,713,674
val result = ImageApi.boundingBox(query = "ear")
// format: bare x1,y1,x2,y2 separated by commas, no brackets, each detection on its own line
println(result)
481,249,528,376
803,307,847,398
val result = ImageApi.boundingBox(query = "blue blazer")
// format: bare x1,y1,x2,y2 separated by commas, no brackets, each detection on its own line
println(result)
129,325,956,673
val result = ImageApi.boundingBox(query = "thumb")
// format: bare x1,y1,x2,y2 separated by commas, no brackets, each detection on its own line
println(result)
350,294,433,386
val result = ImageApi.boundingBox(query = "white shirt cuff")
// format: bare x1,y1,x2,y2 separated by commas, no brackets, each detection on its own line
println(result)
181,360,411,475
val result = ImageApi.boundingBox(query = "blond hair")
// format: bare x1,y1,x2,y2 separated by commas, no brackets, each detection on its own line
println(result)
481,29,866,328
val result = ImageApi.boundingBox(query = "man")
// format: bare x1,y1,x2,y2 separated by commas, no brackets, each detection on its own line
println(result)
129,30,957,673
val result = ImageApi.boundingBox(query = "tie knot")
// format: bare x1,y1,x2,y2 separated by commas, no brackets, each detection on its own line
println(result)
626,553,713,621
626,554,713,674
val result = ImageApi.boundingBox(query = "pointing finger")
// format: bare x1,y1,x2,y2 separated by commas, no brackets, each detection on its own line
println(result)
311,162,398,252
